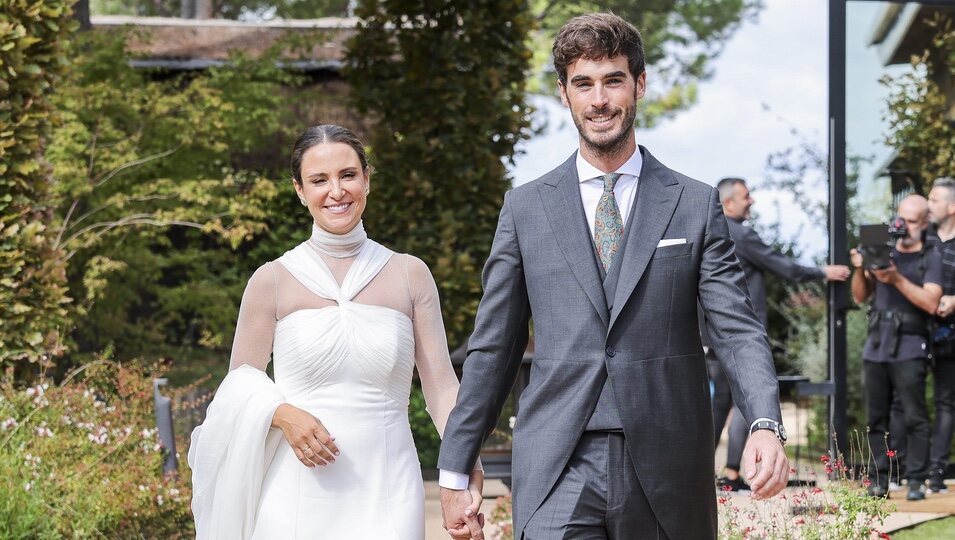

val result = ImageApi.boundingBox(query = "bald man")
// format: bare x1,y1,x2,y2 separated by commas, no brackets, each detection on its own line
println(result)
851,194,942,501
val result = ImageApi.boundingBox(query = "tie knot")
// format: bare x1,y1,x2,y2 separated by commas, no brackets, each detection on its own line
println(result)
602,173,621,193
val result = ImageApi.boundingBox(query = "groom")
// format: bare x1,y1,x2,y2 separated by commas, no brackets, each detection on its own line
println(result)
439,12,788,539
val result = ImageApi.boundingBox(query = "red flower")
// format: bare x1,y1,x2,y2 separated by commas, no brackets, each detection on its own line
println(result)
820,454,831,464
863,479,872,487
718,496,729,505
811,487,824,494
886,450,897,458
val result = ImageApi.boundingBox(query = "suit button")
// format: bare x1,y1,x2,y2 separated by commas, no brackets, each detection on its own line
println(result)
606,346,616,357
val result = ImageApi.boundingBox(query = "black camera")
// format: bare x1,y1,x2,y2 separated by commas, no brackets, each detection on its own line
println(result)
858,218,907,270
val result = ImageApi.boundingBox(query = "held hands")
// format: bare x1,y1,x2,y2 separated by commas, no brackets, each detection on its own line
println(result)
271,403,340,468
742,430,789,500
441,470,485,539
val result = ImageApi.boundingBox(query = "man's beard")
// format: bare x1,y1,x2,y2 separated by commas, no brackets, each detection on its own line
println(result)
573,102,637,158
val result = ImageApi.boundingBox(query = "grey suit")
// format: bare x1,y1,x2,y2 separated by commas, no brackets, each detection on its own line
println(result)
438,148,781,539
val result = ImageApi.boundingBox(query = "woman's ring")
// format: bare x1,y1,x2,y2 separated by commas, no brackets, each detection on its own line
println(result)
302,446,311,454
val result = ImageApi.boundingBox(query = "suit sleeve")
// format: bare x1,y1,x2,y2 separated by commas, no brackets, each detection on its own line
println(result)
698,188,782,425
437,192,531,475
735,225,824,283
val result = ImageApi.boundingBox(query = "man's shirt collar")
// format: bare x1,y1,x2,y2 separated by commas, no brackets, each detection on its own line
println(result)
576,145,643,183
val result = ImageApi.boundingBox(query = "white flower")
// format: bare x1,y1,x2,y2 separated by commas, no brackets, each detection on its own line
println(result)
1,418,17,430
35,425,54,438
168,488,180,497
155,495,164,506
24,482,32,492
25,388,35,397
508,416,516,430
138,485,146,491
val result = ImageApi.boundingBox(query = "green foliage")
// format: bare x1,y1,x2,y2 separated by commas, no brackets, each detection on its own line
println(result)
0,361,193,537
46,30,315,362
0,0,77,367
531,0,762,126
408,381,440,467
345,0,535,348
882,13,955,187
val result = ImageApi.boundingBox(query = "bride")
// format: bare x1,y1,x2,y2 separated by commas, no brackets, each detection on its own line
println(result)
189,125,483,539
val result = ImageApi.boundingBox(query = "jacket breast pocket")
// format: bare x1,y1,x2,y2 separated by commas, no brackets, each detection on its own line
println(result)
652,241,693,260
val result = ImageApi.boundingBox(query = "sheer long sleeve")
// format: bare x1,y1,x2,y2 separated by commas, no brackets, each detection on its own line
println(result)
406,255,460,438
229,263,278,371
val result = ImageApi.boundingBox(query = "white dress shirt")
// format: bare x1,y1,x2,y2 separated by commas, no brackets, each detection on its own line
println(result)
575,148,642,238
438,147,645,491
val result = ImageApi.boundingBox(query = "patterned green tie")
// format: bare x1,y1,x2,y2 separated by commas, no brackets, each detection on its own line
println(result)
594,173,623,272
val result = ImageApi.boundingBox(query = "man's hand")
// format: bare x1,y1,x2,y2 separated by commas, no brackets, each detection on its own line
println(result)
823,265,851,282
743,430,789,500
938,294,955,317
849,248,863,269
440,486,484,539
870,263,901,285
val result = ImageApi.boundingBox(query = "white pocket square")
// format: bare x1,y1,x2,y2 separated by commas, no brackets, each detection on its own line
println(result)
657,238,687,248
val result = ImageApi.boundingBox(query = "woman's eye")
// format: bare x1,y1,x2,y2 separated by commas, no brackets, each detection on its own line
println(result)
311,178,327,185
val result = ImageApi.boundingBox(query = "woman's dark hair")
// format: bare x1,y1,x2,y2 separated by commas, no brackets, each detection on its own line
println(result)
290,125,368,184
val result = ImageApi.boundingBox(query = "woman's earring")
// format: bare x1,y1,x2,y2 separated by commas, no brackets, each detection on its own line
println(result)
364,186,370,195
299,197,307,207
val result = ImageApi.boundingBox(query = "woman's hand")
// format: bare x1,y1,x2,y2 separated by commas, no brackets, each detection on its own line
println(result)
466,469,484,527
271,403,339,468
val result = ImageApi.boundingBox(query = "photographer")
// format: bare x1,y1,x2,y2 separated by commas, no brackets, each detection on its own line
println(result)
851,194,942,500
927,177,955,493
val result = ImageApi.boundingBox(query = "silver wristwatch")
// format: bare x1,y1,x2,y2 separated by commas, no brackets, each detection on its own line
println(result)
751,419,787,445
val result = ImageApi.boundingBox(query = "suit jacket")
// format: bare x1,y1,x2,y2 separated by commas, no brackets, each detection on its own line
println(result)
725,217,824,328
438,147,781,539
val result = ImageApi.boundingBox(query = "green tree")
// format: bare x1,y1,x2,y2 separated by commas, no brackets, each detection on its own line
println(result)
45,30,317,363
345,0,535,348
882,13,955,186
531,0,763,126
0,0,77,368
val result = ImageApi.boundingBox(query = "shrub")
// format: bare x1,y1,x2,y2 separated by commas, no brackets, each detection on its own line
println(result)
0,360,193,537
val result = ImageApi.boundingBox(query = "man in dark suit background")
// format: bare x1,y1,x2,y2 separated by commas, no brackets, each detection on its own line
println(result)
438,14,790,540
708,177,850,492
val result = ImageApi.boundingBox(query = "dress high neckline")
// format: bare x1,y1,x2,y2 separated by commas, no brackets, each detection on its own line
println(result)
308,221,367,259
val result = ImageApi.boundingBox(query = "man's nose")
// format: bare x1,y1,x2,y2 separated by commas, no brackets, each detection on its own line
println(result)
592,85,609,107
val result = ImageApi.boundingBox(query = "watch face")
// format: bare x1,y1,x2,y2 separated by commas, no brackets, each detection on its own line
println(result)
778,425,788,441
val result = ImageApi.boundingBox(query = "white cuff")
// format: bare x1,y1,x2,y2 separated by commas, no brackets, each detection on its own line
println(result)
438,469,470,490
749,417,776,433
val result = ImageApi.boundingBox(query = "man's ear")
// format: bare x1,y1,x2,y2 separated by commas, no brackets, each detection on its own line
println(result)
635,71,647,101
558,81,569,107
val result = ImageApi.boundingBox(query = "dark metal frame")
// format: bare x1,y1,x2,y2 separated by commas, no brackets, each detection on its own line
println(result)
829,0,954,458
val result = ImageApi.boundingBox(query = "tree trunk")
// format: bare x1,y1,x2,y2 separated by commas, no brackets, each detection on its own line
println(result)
73,0,91,31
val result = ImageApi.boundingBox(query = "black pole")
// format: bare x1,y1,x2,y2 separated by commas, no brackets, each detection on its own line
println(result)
828,0,849,459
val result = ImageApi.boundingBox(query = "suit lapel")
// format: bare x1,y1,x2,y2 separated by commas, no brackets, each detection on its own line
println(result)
539,153,610,326
608,147,683,330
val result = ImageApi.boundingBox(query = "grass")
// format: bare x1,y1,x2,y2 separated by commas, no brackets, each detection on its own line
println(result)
892,516,955,539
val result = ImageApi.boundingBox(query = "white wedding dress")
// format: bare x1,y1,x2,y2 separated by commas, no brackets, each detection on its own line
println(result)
189,223,461,539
